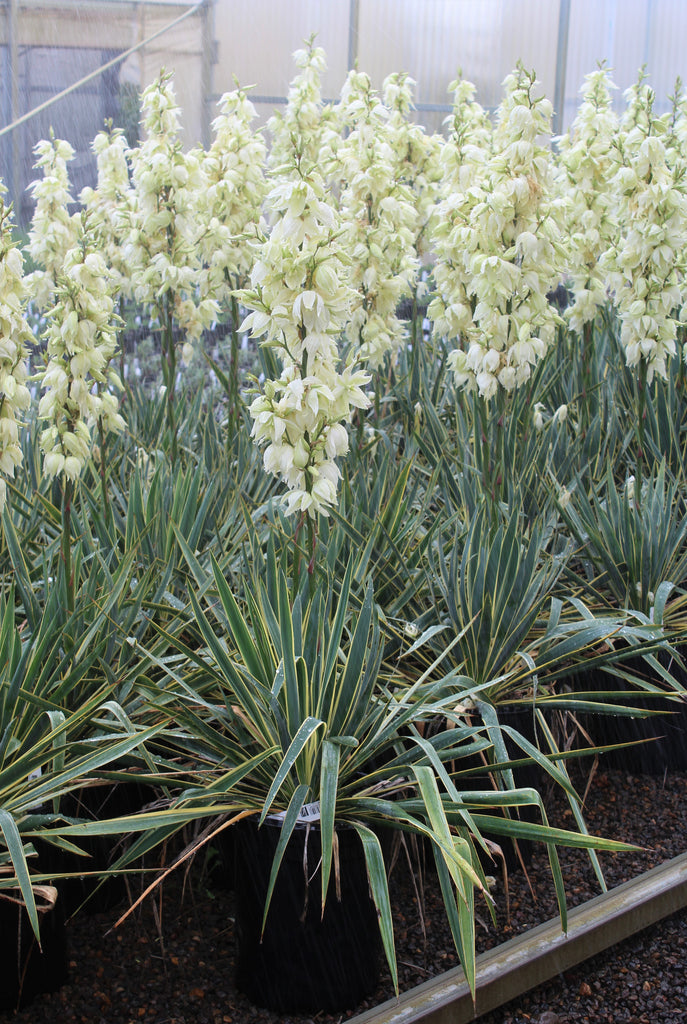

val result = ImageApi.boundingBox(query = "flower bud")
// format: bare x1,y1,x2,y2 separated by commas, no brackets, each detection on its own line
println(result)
292,437,311,469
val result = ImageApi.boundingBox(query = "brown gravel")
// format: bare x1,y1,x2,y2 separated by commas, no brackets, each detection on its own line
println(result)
3,766,687,1024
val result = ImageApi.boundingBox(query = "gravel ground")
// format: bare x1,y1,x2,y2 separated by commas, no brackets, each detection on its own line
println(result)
3,765,687,1024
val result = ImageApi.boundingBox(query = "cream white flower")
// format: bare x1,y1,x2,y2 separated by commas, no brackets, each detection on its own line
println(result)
37,214,125,482
0,187,33,511
80,125,134,300
240,73,370,518
556,66,620,335
430,65,564,399
267,38,341,181
337,69,419,369
198,84,267,305
127,70,219,360
382,72,443,267
625,475,636,502
558,487,572,510
26,134,79,309
599,76,687,383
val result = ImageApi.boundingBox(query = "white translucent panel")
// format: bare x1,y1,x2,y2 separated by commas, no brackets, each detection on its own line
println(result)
213,0,349,105
3,0,687,213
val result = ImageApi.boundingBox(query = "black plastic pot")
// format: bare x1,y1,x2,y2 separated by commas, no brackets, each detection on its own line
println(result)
205,821,236,892
0,889,68,1011
233,817,380,1013
37,780,155,916
460,705,552,873
574,658,687,774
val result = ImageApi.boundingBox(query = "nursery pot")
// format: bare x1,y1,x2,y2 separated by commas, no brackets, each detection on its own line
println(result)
462,705,551,874
37,779,155,916
575,656,687,774
0,884,68,1011
233,817,380,1013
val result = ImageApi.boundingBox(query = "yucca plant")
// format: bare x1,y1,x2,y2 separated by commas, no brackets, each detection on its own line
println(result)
554,460,687,767
127,540,643,1006
0,584,165,938
558,461,687,620
430,507,567,698
419,501,677,873
148,551,485,996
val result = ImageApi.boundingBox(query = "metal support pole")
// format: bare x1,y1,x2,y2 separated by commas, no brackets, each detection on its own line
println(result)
347,0,359,71
200,0,215,148
643,0,654,67
138,0,146,93
552,0,571,137
9,0,20,207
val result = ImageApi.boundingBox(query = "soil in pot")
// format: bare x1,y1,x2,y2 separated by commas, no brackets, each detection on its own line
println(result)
0,888,68,1012
233,817,380,1014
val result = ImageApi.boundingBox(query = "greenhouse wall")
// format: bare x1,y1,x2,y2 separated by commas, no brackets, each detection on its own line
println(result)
1,0,686,222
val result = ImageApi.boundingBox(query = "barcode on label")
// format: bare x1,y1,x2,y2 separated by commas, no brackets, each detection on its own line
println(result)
265,800,322,826
298,801,321,821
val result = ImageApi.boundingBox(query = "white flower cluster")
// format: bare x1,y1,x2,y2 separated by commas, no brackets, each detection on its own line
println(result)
337,69,419,369
267,38,340,177
440,75,493,192
241,136,369,517
0,189,33,512
556,66,620,334
38,220,125,481
127,70,218,362
429,76,493,341
429,65,564,400
382,72,443,269
599,80,687,382
198,86,267,304
26,135,79,310
80,124,135,298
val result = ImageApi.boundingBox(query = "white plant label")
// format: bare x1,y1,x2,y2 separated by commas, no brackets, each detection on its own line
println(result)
267,800,321,825
298,800,321,822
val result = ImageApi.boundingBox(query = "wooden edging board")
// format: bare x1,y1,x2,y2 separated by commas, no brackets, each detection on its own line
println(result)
350,852,687,1024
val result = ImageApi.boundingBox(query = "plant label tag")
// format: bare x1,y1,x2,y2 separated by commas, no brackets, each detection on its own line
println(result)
266,800,321,825
298,800,321,822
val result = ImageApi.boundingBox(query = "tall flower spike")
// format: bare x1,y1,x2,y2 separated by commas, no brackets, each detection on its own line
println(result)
0,186,33,513
199,84,268,305
428,75,493,344
429,65,564,399
80,123,136,301
337,69,418,370
126,69,219,462
427,74,491,344
38,213,125,483
382,72,443,270
127,69,218,363
620,68,656,151
556,65,620,334
267,38,340,180
240,127,369,519
599,79,687,382
26,133,79,310
440,74,493,193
